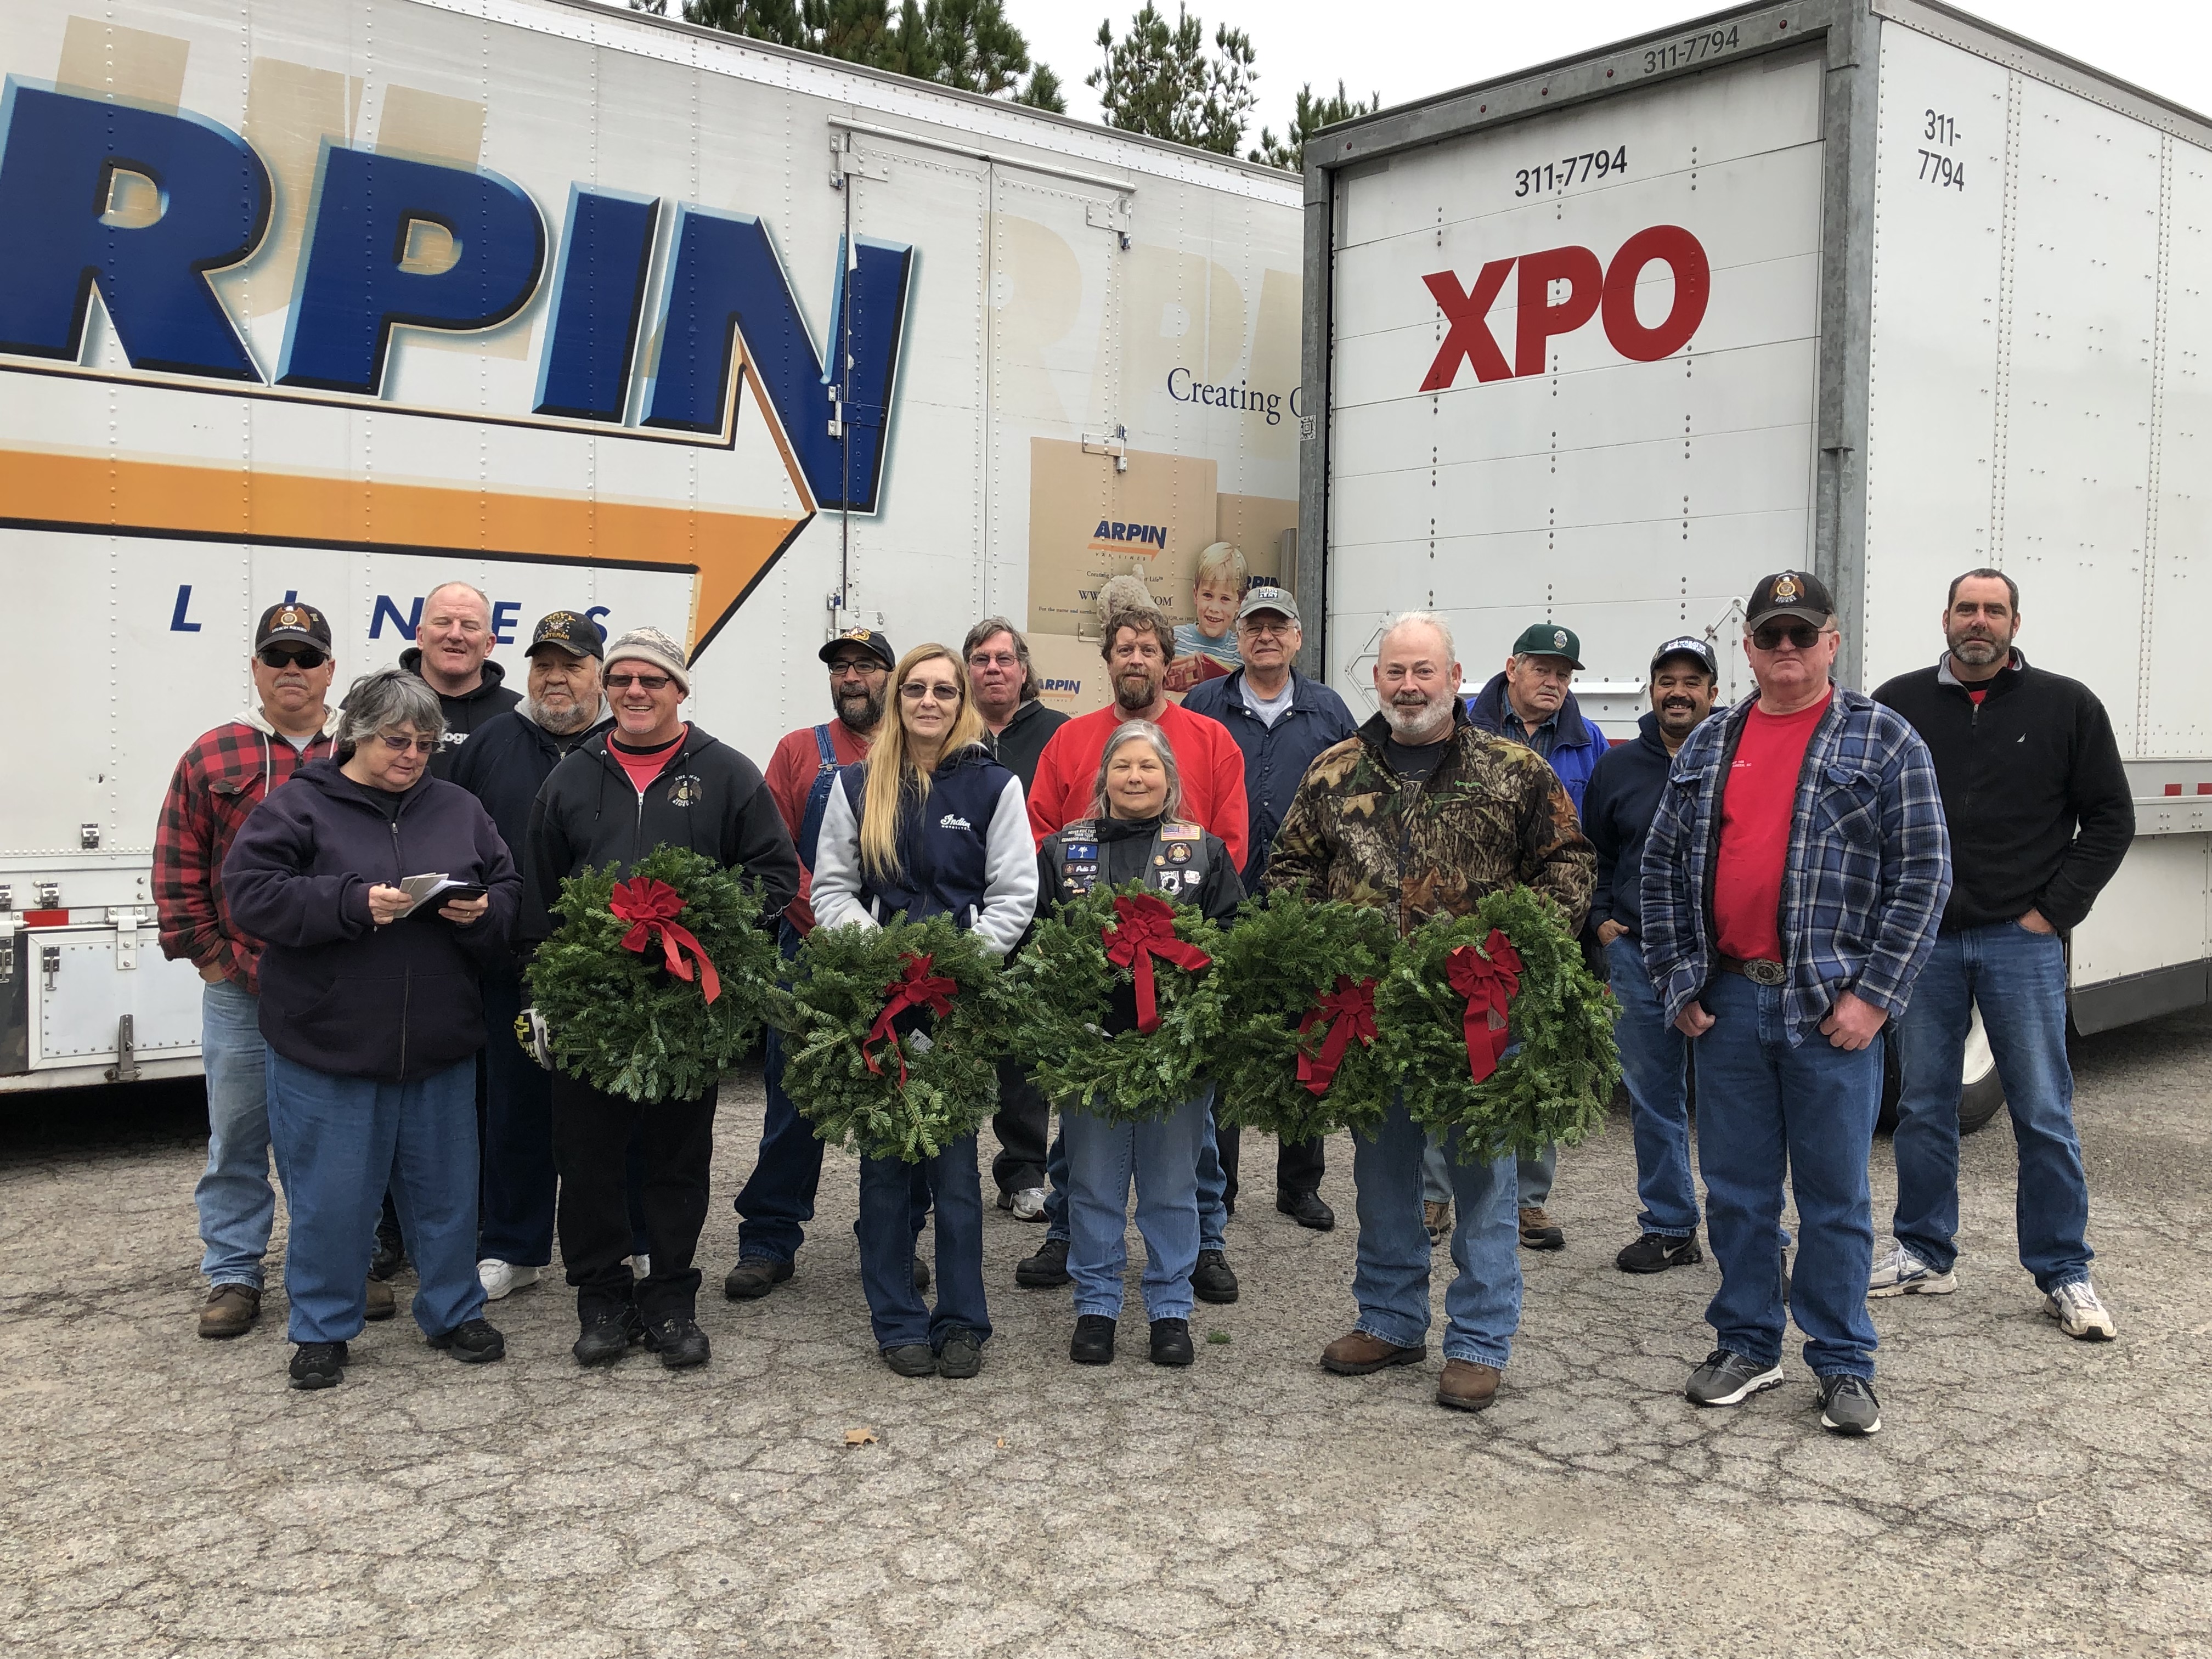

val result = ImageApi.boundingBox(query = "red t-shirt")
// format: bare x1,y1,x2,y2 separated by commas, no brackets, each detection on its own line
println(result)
761,719,873,933
1025,699,1249,870
610,727,686,795
1712,691,1830,963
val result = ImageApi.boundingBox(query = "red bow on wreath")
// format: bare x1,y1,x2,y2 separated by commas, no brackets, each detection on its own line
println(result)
610,877,721,1005
864,952,957,1084
1295,974,1378,1097
1446,930,1523,1083
1101,891,1212,1035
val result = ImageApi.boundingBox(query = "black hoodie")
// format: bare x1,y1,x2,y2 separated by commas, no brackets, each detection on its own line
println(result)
398,648,522,778
522,723,801,945
1583,709,1679,938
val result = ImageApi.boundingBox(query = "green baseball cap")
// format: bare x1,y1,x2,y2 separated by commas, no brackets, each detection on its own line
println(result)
1510,622,1583,669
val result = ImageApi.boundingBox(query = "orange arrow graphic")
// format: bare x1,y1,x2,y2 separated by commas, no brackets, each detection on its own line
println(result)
0,446,808,657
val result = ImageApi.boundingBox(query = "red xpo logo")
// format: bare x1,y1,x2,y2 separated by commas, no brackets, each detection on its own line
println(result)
1419,225,1711,390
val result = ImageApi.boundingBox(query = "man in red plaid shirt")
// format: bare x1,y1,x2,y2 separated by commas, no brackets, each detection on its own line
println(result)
155,601,363,1340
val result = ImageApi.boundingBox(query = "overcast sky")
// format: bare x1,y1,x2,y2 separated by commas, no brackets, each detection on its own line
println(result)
1007,0,2212,154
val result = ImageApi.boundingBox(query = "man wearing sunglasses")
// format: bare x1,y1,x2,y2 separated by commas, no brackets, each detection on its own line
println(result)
1642,571,1952,1438
155,601,376,1339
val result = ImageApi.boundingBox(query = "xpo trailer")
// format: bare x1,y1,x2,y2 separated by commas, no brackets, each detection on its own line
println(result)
0,0,1305,1091
1297,0,2212,1086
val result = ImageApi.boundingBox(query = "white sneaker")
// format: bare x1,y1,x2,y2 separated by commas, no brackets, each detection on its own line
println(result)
477,1259,539,1301
628,1254,652,1279
1867,1239,1957,1297
1010,1187,1048,1223
2044,1279,2116,1341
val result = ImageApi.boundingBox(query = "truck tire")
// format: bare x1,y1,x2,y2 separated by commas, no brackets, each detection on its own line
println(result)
1875,1002,2005,1136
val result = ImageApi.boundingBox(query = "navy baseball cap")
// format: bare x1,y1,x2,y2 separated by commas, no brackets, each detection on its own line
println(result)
1650,635,1719,676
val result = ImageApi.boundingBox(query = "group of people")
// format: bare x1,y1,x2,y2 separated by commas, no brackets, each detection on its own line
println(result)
153,562,2133,1436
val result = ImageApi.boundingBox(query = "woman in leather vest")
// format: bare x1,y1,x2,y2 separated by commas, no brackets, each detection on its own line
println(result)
810,645,1039,1378
1035,721,1243,1368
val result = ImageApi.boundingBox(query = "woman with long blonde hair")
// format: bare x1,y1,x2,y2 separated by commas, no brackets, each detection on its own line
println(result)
810,644,1038,1377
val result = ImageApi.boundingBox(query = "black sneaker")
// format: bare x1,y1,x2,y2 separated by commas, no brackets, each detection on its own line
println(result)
642,1315,710,1369
427,1318,506,1365
1190,1249,1239,1305
572,1305,645,1367
1277,1190,1336,1231
881,1344,935,1377
1017,1236,1071,1288
1149,1317,1195,1367
913,1256,930,1293
722,1256,793,1300
287,1340,347,1390
1685,1349,1784,1407
937,1327,983,1379
1616,1232,1703,1274
1070,1313,1116,1365
369,1230,405,1282
1818,1373,1882,1436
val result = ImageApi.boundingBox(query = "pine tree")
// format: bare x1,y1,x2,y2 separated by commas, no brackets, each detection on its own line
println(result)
1088,4,1257,156
1251,80,1378,173
679,0,1059,110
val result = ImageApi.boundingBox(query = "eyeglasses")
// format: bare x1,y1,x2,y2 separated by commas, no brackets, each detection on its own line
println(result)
968,651,1019,670
900,680,962,702
375,732,437,755
258,646,326,670
827,658,885,679
1751,622,1826,652
1239,619,1294,639
605,672,673,691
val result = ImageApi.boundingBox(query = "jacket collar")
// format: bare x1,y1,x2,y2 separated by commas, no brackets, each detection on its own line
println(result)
239,704,337,741
292,755,431,814
1935,647,2028,692
1468,672,1592,748
1355,697,1472,754
399,649,510,704
1219,666,1315,713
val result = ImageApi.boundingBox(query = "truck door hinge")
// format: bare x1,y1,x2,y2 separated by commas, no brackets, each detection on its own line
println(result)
1086,198,1133,249
111,907,144,970
1083,426,1129,472
0,935,13,985
40,944,60,990
106,1014,139,1084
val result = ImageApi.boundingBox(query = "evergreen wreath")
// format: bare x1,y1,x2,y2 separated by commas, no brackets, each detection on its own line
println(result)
1006,879,1227,1123
777,914,1010,1163
1375,887,1621,1160
1215,896,1401,1141
525,846,780,1103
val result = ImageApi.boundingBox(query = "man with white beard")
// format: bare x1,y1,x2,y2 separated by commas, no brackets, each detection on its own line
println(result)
1267,613,1594,1414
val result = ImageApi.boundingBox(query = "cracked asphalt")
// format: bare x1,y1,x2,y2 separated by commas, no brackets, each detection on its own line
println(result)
3,1004,2208,1659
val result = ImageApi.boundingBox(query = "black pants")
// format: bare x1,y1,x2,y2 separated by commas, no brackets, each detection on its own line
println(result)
990,1059,1052,1194
1214,1126,1325,1209
551,1071,715,1325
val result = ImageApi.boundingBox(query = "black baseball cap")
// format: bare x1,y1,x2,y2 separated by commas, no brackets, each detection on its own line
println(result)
526,610,604,659
1650,635,1719,677
256,601,332,652
819,628,895,671
1746,571,1836,631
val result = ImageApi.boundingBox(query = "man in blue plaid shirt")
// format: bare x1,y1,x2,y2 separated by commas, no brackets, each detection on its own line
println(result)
1641,571,1951,1437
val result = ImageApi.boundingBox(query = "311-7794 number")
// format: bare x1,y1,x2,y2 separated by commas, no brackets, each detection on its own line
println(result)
1644,25,1737,73
1516,147,1628,198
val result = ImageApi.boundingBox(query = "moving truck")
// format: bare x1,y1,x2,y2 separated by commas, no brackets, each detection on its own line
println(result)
1297,0,2212,1122
0,0,1305,1090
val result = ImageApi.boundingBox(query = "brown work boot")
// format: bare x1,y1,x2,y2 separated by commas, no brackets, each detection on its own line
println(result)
1518,1205,1565,1251
364,1276,397,1322
1436,1358,1502,1412
1423,1199,1452,1245
198,1283,261,1340
1321,1329,1427,1375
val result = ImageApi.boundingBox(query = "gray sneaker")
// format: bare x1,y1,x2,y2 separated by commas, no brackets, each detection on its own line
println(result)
1867,1239,1957,1297
1685,1349,1784,1407
2044,1279,2117,1341
1817,1373,1882,1436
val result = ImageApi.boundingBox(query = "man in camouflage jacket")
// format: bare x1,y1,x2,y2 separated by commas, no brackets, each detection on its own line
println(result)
1266,613,1593,1413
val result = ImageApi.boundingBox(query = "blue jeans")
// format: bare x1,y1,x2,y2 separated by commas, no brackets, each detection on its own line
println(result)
196,978,278,1289
858,1133,990,1351
1892,922,2091,1293
1353,1093,1520,1365
1517,1144,1556,1207
265,1051,486,1344
1047,1090,1227,1254
1694,973,1882,1380
1063,1094,1210,1321
1607,934,1699,1239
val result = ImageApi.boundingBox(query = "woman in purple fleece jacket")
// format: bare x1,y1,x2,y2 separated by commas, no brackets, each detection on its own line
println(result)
225,668,520,1392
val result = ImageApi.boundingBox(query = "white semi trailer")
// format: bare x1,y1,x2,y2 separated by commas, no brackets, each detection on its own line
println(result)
0,0,1305,1090
1297,0,2212,1119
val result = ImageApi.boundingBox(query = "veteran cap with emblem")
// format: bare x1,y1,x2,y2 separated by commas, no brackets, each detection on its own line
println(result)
1649,635,1719,678
818,627,896,672
256,601,333,652
1509,622,1583,670
1745,569,1836,631
526,609,605,661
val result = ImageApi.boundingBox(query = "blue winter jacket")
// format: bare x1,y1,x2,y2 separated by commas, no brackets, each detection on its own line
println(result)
1466,673,1605,816
1181,668,1358,885
1583,710,1678,938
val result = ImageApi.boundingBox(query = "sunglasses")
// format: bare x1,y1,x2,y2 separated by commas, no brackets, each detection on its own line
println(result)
375,732,437,755
258,646,327,670
899,680,963,702
605,672,674,691
1751,622,1826,652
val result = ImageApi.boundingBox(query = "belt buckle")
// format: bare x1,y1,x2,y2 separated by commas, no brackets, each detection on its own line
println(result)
1745,959,1786,987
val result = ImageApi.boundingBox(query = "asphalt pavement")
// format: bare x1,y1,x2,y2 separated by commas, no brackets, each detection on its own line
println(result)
2,1005,2207,1658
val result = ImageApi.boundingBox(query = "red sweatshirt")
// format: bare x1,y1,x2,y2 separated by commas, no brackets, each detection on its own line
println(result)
1026,699,1249,870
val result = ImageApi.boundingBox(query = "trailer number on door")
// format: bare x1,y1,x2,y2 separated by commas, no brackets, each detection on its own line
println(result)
1917,109,1965,190
1515,148,1628,198
1643,26,1738,74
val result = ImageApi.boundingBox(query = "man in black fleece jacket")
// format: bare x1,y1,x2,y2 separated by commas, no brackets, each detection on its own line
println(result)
1870,570,2134,1341
523,627,799,1372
